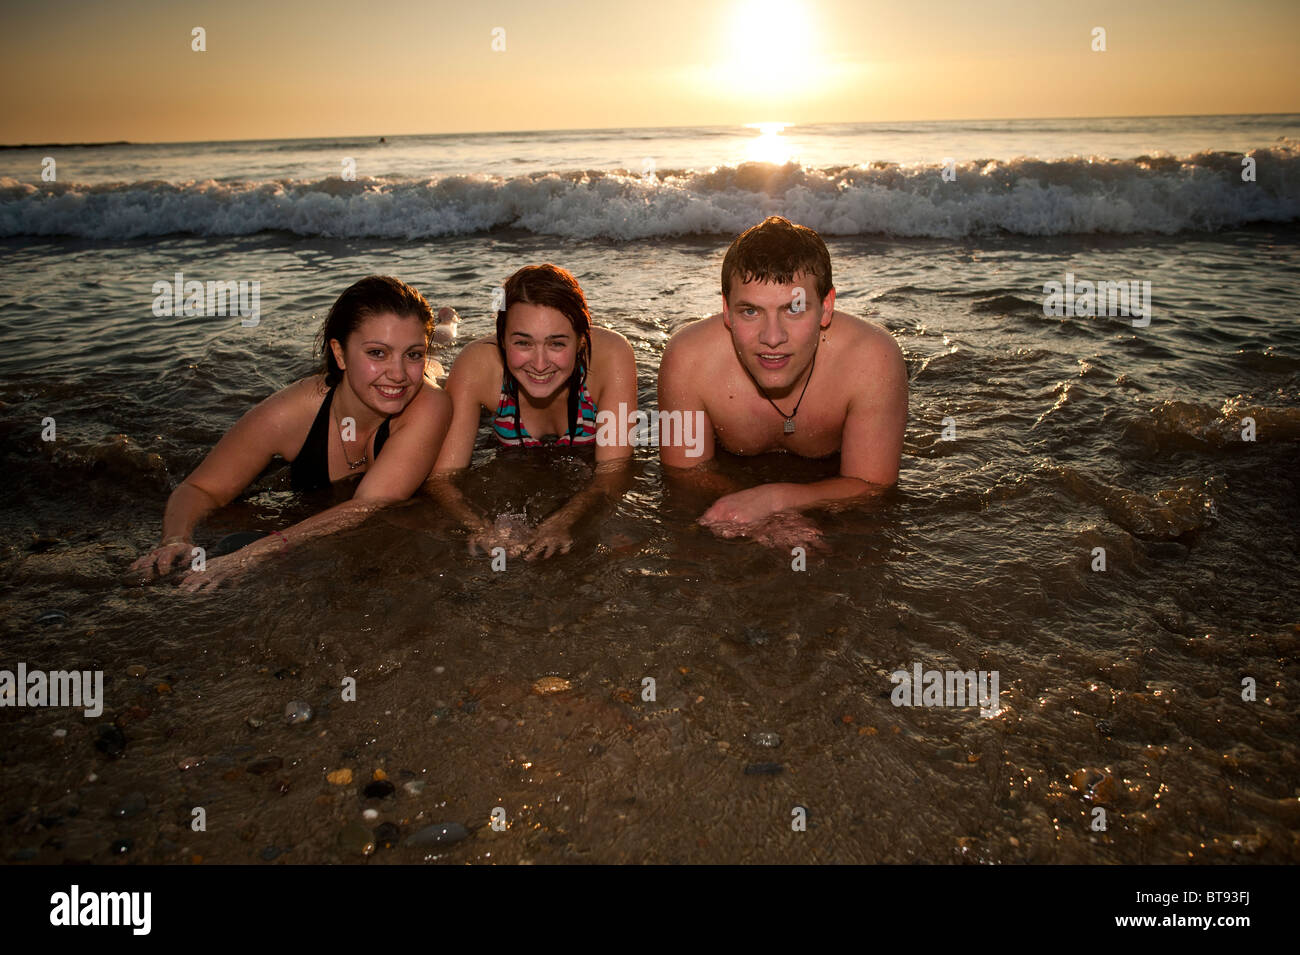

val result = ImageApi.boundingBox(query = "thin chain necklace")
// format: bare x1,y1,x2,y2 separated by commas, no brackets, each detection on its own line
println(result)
332,403,368,470
757,343,818,434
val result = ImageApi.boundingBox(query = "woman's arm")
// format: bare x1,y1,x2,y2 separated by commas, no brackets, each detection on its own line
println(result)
130,382,311,580
522,329,638,559
176,381,452,591
426,342,503,547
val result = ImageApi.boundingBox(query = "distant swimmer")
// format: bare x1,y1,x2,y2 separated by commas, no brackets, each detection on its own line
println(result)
378,136,387,143
657,216,907,547
433,306,459,345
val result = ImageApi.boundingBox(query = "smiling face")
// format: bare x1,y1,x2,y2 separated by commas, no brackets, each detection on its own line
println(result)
329,311,429,414
724,271,834,397
503,301,578,402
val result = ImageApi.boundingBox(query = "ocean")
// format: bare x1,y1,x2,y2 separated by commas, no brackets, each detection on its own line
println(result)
1,114,1297,864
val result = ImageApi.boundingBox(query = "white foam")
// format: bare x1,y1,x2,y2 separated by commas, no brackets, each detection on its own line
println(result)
2,145,1296,240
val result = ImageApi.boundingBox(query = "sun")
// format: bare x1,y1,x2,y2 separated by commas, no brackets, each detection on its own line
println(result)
723,0,818,97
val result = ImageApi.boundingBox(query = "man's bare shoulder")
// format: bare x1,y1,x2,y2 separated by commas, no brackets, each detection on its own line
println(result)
664,313,728,357
831,311,905,369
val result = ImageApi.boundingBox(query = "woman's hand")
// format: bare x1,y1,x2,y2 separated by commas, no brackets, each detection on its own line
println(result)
522,514,575,560
176,551,252,592
467,514,530,559
129,539,195,581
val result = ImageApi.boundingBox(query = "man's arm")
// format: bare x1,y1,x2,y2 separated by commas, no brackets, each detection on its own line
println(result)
701,329,908,524
657,324,752,499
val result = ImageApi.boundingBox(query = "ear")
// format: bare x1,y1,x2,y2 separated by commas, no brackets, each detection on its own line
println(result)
819,288,836,327
721,295,733,330
329,338,346,372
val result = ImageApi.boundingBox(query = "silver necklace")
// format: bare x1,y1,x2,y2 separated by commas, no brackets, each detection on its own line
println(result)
333,405,367,470
757,344,818,434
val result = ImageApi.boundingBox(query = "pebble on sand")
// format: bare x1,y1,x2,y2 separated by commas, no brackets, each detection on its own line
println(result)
247,756,283,776
532,677,572,695
363,779,395,800
751,731,781,748
374,822,401,849
327,768,353,785
284,700,313,725
403,822,470,848
178,755,204,771
337,822,375,856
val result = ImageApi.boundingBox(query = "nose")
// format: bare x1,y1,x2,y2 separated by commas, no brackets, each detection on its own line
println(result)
384,353,408,381
758,313,787,348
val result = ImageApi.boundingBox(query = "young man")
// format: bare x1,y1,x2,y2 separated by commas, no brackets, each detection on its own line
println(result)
657,216,907,545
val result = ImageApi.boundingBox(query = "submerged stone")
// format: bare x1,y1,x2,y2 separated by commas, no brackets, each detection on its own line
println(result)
363,779,395,800
403,822,469,848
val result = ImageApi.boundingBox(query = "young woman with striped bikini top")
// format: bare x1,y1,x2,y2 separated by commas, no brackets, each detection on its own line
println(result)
429,263,637,559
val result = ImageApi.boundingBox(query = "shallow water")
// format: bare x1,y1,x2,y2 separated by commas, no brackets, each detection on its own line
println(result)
2,222,1297,863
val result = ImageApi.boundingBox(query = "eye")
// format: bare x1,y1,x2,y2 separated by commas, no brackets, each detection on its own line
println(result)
407,350,425,361
367,349,385,359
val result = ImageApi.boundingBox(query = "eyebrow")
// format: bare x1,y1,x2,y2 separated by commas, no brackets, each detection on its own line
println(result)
509,332,572,341
731,300,790,310
361,340,427,349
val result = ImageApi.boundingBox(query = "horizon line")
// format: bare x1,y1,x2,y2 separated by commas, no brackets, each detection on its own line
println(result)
3,110,1296,150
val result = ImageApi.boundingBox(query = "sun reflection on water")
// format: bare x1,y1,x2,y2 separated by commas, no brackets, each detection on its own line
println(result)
744,123,794,165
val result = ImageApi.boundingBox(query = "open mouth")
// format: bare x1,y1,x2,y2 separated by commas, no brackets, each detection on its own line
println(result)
756,353,790,370
523,370,558,386
374,384,407,399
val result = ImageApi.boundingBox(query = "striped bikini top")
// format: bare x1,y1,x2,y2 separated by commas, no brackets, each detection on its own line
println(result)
493,369,598,447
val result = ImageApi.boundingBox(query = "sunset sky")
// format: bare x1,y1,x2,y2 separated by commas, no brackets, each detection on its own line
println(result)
2,0,1298,144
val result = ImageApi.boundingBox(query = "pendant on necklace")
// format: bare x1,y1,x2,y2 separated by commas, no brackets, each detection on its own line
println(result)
784,418,795,434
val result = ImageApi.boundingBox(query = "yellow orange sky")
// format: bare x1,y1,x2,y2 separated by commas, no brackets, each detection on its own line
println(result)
2,0,1297,143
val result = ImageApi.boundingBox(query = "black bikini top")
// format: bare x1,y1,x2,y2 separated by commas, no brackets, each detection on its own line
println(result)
289,385,391,492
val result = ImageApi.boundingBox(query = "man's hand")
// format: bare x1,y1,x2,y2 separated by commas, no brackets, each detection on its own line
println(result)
698,485,787,528
698,485,824,550
700,508,824,551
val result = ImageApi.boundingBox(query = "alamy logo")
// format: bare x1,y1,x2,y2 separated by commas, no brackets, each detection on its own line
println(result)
0,664,103,717
890,663,1000,717
152,272,261,326
1042,272,1151,327
50,885,151,935
594,404,706,458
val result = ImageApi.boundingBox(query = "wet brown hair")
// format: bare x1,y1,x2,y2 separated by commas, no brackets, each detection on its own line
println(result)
316,275,434,386
721,216,833,302
495,264,593,440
